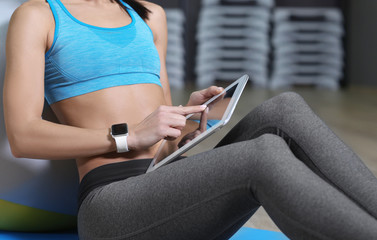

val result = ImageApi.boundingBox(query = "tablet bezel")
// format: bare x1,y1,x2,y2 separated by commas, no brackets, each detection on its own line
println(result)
146,74,249,173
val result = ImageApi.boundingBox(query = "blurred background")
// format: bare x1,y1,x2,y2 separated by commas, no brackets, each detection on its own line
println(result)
149,0,377,89
0,0,376,236
149,0,377,232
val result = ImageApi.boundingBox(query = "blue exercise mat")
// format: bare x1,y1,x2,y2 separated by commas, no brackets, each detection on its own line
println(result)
0,231,79,240
230,227,289,240
0,227,289,240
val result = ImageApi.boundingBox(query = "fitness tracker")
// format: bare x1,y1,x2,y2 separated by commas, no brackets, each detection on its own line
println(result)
110,123,129,153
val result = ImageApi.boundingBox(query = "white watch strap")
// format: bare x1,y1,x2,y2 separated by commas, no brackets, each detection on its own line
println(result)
114,135,129,153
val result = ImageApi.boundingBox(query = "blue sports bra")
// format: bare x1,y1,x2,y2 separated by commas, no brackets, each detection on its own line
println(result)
44,0,161,105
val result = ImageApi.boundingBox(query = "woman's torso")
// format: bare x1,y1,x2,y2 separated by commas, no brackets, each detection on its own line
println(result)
52,84,167,181
40,0,189,180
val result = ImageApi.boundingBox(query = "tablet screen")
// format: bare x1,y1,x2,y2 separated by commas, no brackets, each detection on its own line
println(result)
180,91,231,146
149,75,249,171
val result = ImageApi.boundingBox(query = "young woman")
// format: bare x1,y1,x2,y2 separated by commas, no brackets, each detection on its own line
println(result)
3,0,377,239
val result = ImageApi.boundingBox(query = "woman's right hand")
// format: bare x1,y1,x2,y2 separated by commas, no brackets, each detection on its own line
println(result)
127,105,207,151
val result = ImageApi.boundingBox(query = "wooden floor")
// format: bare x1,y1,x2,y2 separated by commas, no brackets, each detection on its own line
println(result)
171,84,377,233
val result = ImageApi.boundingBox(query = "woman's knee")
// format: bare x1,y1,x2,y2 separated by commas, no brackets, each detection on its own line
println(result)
267,92,308,112
253,134,289,153
252,134,296,168
244,92,312,127
275,91,304,103
234,92,308,129
222,134,289,166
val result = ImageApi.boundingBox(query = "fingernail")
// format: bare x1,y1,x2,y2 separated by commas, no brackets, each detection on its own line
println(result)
200,105,207,109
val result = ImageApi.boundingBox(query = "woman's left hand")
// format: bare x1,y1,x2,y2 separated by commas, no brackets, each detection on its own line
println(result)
178,106,209,148
186,86,224,107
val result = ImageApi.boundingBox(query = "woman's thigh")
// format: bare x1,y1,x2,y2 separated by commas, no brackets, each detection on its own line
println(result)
78,134,377,240
77,134,293,240
218,92,377,219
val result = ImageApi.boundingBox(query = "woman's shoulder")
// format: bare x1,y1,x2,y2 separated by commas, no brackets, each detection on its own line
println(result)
10,0,52,27
13,0,51,16
8,0,54,52
138,1,167,40
139,1,166,22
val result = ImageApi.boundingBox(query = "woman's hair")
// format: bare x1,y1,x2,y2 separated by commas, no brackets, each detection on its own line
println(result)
113,0,151,20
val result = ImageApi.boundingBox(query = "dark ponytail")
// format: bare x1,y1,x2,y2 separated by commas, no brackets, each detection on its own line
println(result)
113,0,151,20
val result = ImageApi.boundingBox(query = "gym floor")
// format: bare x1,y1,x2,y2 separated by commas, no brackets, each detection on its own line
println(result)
171,83,377,232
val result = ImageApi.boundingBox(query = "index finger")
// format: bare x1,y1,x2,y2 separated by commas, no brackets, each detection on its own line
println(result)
172,105,207,116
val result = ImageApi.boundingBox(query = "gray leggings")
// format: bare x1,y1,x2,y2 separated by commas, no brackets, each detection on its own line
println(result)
77,92,377,240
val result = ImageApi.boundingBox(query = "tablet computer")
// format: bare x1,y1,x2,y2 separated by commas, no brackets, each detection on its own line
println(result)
146,74,249,173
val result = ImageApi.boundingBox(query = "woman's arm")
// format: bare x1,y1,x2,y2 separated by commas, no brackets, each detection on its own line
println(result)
143,1,173,106
3,3,116,160
3,2,204,160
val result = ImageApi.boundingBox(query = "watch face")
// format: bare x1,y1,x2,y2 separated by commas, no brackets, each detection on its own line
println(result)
111,123,128,135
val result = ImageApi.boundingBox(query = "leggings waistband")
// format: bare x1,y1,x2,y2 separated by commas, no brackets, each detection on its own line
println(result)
78,159,153,209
